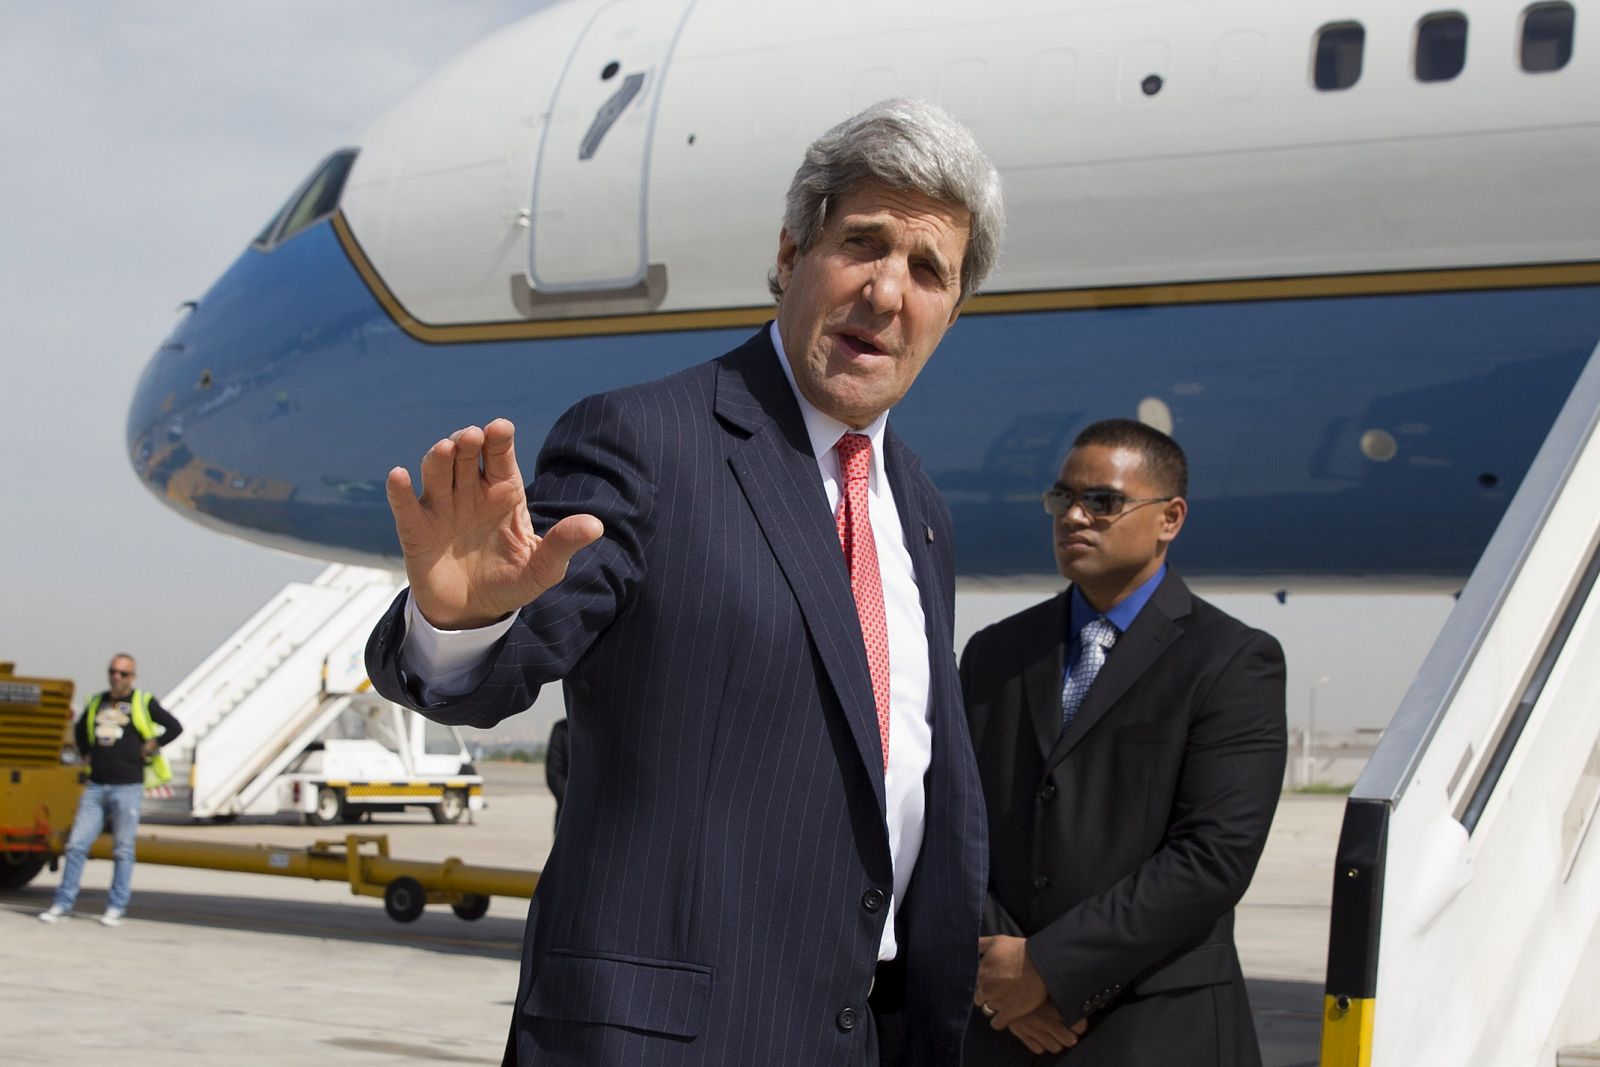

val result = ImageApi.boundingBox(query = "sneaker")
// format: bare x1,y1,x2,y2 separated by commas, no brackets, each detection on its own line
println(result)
99,907,124,927
37,905,70,923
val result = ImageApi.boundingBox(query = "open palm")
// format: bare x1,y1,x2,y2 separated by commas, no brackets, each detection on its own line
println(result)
385,418,602,630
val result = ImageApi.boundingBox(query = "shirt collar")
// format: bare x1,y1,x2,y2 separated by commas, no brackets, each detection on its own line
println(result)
1068,564,1168,641
770,321,889,489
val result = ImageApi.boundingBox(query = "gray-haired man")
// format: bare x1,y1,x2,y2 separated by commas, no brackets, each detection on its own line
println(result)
366,99,1003,1066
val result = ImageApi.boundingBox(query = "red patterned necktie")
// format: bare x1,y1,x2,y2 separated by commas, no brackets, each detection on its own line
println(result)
835,433,891,771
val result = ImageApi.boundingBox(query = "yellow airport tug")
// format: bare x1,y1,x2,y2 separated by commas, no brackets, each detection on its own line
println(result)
0,661,534,921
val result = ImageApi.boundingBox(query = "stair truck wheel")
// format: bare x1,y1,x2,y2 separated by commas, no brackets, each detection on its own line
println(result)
384,876,427,923
452,893,490,921
431,788,467,824
306,786,346,826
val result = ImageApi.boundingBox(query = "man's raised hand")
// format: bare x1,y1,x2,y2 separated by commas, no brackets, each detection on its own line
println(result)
385,418,603,630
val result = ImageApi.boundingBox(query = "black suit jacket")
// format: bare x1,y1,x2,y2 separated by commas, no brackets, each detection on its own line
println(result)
544,717,569,828
367,328,986,1066
961,573,1285,1067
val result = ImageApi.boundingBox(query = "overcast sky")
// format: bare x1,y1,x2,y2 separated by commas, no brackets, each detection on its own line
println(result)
0,2,529,706
0,2,1458,747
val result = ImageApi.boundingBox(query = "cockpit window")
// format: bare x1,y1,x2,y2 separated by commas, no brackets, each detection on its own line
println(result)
253,148,358,251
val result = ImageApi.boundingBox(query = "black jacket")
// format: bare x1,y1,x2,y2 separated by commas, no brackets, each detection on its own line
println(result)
962,574,1286,1066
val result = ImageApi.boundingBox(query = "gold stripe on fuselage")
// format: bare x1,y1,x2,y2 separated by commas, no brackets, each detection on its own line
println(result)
330,211,1600,345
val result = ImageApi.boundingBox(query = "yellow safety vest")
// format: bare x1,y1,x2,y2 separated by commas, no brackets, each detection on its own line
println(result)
86,690,173,788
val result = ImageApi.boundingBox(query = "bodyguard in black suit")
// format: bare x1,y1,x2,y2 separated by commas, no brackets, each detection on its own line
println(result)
964,420,1287,1066
366,100,1003,1066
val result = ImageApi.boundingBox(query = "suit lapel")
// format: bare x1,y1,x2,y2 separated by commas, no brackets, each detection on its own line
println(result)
883,431,947,669
1045,573,1191,772
1023,593,1071,761
716,332,888,810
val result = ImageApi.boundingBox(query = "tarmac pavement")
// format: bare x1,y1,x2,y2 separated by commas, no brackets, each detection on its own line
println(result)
3,763,1339,1065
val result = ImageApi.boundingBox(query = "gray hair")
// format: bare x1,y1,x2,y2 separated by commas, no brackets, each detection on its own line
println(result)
768,98,1004,305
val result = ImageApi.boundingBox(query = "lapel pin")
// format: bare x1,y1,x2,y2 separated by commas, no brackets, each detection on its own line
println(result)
924,524,934,544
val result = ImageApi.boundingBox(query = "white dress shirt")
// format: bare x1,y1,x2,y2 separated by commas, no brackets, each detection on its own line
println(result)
399,322,933,960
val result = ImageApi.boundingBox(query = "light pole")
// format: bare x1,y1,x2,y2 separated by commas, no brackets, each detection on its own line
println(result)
1304,674,1331,786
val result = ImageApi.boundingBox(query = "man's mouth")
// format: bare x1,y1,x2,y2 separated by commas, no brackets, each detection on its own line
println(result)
835,330,886,357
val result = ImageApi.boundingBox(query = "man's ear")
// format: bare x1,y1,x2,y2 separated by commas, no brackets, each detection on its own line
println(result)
774,227,799,295
1157,497,1187,545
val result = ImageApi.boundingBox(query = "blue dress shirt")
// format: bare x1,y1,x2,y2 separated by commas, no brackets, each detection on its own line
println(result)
1064,565,1168,688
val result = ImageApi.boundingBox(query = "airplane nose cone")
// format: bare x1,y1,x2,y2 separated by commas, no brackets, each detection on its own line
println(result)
124,263,302,540
121,217,407,566
126,307,198,501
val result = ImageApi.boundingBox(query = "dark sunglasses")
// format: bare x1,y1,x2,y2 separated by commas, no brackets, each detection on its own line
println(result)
1041,487,1173,519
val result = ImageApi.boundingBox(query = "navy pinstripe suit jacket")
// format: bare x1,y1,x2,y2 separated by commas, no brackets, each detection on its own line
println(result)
367,328,987,1066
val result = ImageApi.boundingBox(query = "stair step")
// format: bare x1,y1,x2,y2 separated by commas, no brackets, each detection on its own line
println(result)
1560,1041,1600,1066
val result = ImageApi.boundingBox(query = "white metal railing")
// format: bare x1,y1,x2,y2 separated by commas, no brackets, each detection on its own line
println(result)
1324,341,1600,1065
158,564,403,817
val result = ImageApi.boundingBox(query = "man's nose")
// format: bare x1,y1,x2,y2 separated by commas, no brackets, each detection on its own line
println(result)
863,259,905,314
1059,501,1094,528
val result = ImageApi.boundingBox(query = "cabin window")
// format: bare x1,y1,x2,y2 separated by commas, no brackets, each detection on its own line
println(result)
1522,2,1576,71
253,148,358,251
1416,12,1469,82
1313,23,1365,90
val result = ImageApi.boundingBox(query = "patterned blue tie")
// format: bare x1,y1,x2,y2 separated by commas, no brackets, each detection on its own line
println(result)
1061,618,1118,732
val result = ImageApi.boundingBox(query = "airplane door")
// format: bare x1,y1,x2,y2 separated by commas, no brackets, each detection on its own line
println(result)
529,0,695,293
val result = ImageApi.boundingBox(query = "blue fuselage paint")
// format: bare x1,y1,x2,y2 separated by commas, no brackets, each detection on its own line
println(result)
127,218,1600,578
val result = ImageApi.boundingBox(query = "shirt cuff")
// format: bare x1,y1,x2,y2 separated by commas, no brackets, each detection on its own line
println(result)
400,594,517,700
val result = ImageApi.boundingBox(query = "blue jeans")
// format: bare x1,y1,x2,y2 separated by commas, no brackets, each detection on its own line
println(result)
53,782,142,913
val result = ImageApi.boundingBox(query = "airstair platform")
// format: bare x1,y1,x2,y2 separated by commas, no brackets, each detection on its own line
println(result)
146,565,405,819
1322,339,1600,1066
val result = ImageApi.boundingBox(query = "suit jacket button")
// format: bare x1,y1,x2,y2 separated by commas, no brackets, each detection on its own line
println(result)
1032,874,1049,890
1037,783,1057,801
837,1007,858,1033
862,889,886,913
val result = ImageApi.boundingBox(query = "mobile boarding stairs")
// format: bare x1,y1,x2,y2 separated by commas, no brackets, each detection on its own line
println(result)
145,566,484,826
1320,338,1600,1066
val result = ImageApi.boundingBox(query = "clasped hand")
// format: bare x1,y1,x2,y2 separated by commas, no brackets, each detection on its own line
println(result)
385,419,603,630
975,935,1088,1055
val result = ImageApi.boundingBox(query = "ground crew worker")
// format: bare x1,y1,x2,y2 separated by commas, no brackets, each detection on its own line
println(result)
39,653,182,926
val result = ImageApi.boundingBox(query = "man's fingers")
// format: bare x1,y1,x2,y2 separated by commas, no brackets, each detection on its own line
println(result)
385,466,424,532
452,425,486,491
1027,1028,1065,1054
1071,1018,1088,1034
1034,1019,1075,1051
525,514,605,590
481,418,520,484
1008,1006,1076,1054
542,514,605,560
991,998,1031,1031
977,936,996,955
418,437,455,507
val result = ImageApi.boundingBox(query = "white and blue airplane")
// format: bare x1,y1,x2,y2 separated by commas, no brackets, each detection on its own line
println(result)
126,0,1600,582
